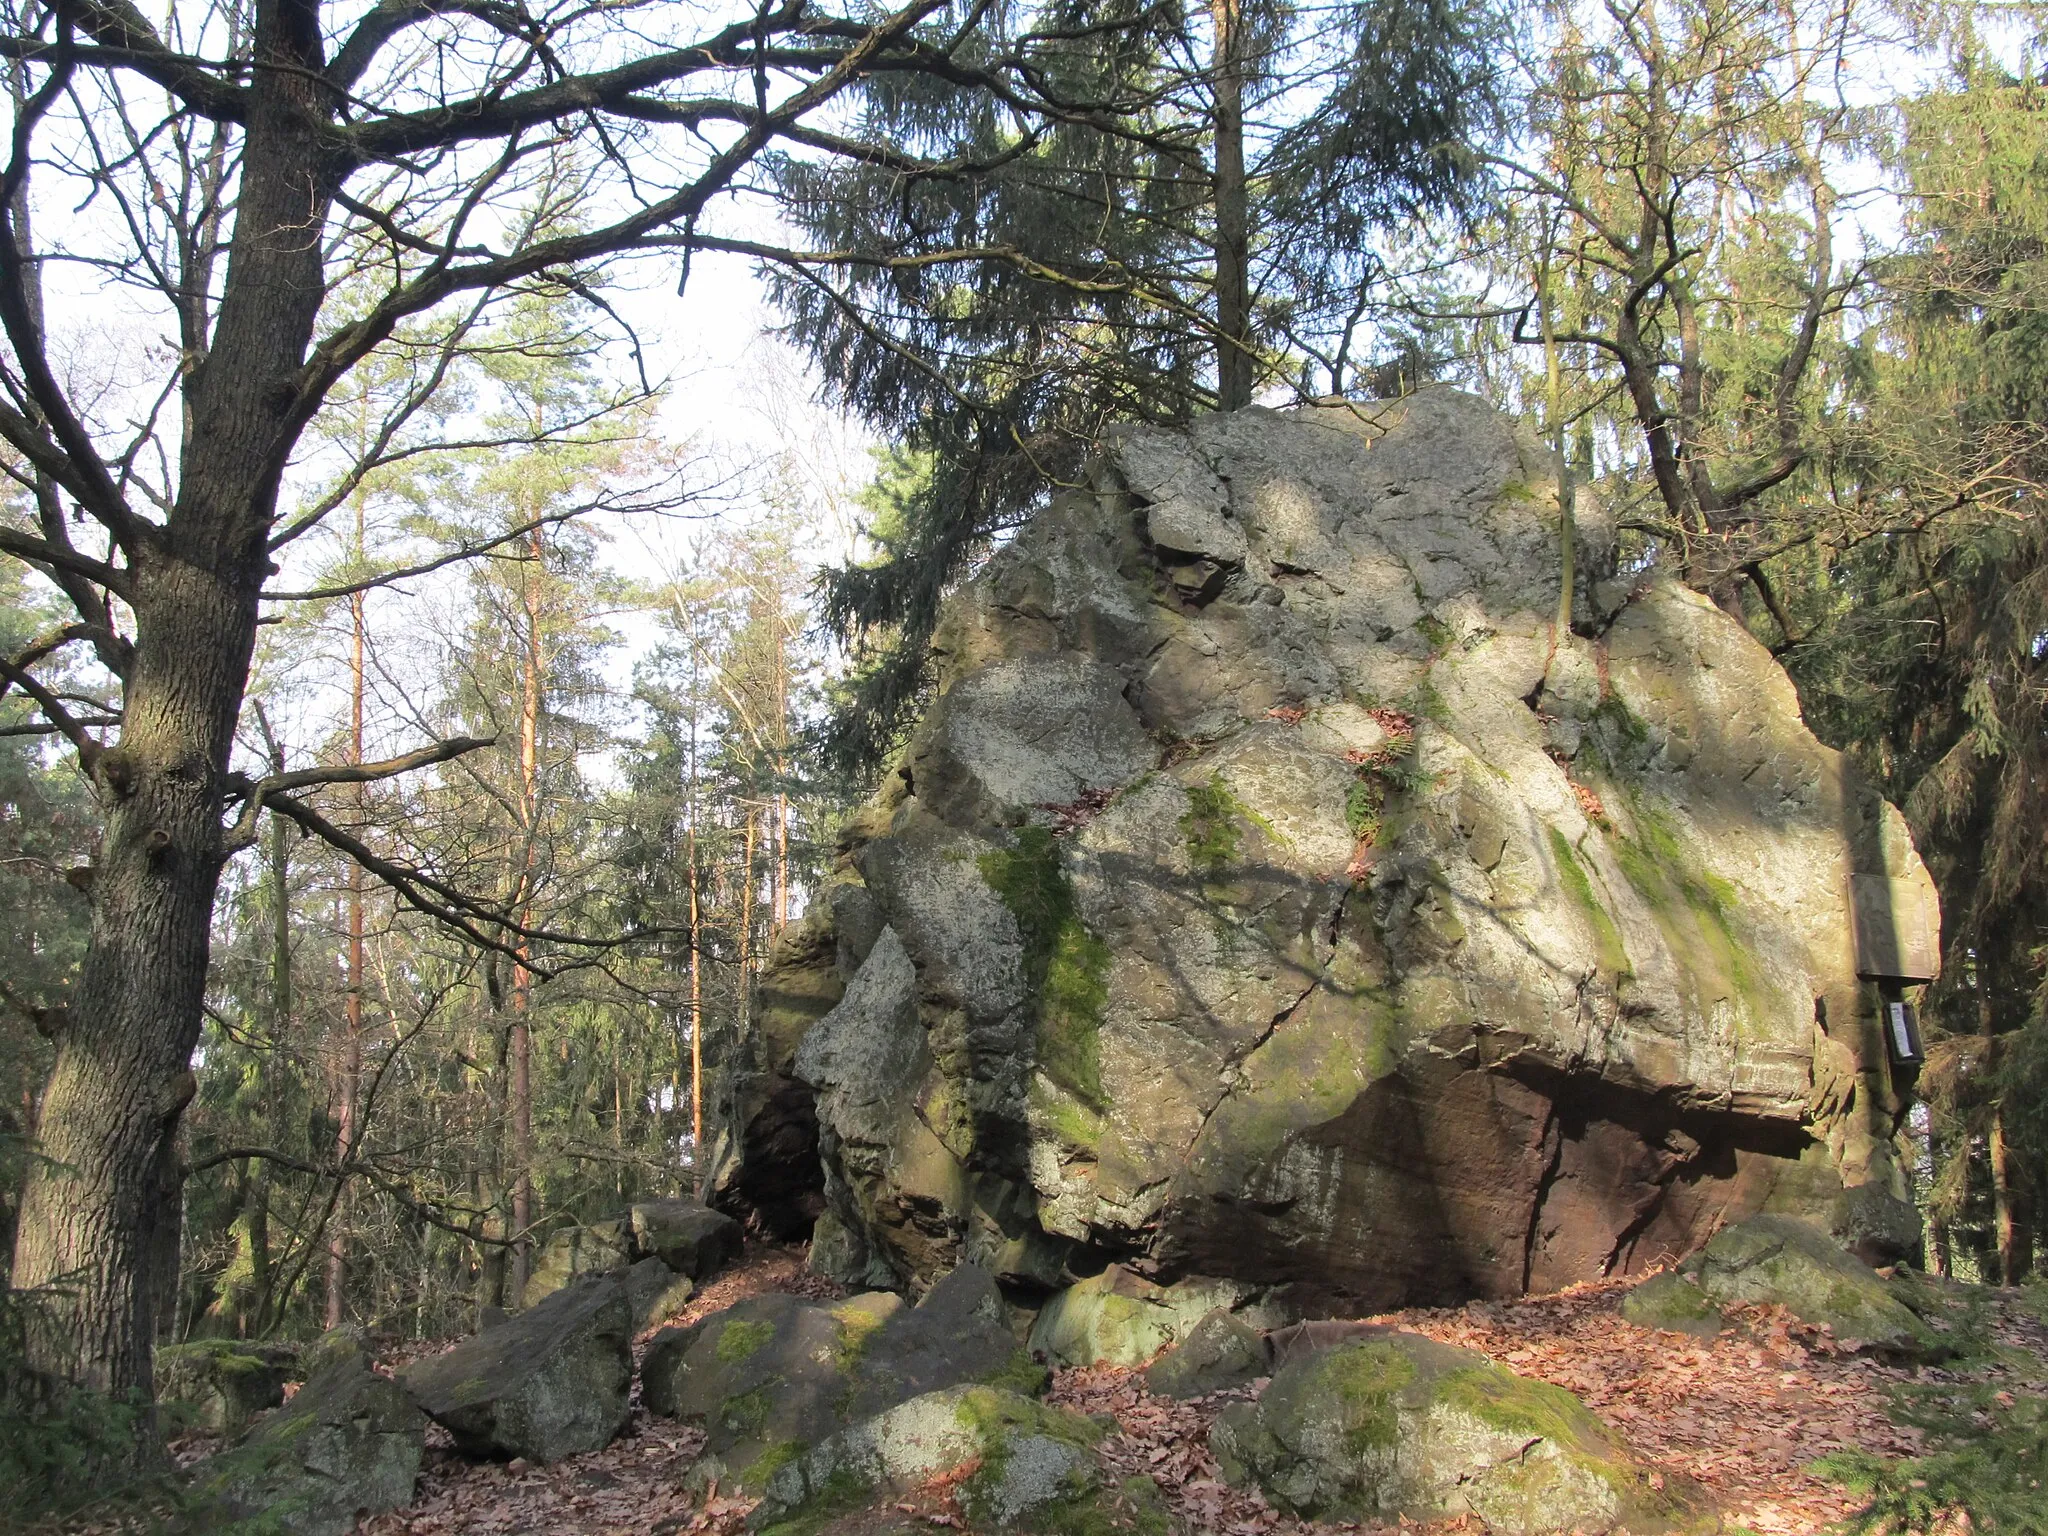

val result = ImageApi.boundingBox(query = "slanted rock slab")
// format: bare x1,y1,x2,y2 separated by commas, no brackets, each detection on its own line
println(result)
156,1337,293,1436
1210,1328,1707,1533
401,1274,632,1462
204,1359,423,1536
631,1198,742,1279
1142,1307,1270,1398
622,1254,695,1330
643,1262,1035,1491
1625,1213,1938,1359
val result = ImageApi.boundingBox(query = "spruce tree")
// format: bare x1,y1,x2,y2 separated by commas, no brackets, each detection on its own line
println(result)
741,0,1504,772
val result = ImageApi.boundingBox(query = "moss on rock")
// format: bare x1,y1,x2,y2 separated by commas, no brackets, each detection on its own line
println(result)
980,825,1112,1109
1210,1330,1707,1533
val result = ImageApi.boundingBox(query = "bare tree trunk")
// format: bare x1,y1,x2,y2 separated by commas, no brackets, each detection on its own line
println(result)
688,806,703,1193
327,564,367,1328
1211,0,1251,411
740,807,757,980
509,524,544,1302
1990,1107,2032,1284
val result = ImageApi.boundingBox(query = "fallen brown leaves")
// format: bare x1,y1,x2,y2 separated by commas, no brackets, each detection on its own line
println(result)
1374,1277,1935,1536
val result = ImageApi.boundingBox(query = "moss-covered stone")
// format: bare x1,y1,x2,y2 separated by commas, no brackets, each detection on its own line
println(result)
648,1266,1026,1494
1027,1267,1252,1367
1210,1330,1707,1533
1620,1272,1725,1337
156,1338,292,1436
203,1359,423,1536
753,1386,1107,1533
399,1274,632,1463
1648,1214,1941,1359
1142,1308,1269,1399
1547,827,1631,979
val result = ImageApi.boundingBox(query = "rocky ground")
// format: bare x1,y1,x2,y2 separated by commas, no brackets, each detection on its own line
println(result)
53,1239,2043,1536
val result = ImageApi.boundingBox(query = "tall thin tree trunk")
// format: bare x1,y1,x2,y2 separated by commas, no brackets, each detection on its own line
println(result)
687,676,704,1191
740,807,757,980
1211,0,1252,411
1990,1106,2032,1284
509,524,544,1302
327,555,367,1328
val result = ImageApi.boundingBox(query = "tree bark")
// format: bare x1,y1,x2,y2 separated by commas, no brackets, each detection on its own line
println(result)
1210,0,1251,411
8,0,341,1395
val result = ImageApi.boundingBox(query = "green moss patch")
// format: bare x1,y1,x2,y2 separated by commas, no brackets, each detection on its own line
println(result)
1328,1342,1415,1454
1610,796,1761,1032
980,826,1112,1109
1547,827,1631,979
979,1348,1054,1397
717,1317,778,1365
1180,774,1243,875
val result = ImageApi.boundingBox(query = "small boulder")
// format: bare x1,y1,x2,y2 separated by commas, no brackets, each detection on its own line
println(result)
1623,1214,1939,1359
643,1263,1032,1490
622,1255,695,1330
155,1338,293,1436
204,1359,423,1536
753,1385,1164,1535
1209,1329,1702,1533
1142,1308,1269,1399
630,1199,741,1279
401,1275,632,1462
1027,1266,1256,1366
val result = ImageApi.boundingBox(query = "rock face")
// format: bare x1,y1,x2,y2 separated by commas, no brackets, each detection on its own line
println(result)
401,1275,633,1462
708,390,1937,1313
1621,1214,1937,1357
1210,1330,1702,1533
206,1359,423,1536
520,1218,633,1309
640,1263,1036,1490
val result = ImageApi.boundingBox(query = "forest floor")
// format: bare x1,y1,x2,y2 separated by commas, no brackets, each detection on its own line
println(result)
58,1242,2048,1536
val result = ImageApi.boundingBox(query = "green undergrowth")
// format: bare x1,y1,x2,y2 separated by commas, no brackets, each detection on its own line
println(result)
1815,1379,2048,1534
980,826,1111,1109
1344,714,1423,855
0,1289,158,1526
1816,1281,2048,1533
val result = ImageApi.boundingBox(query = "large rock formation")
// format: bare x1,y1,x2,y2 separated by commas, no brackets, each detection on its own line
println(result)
707,389,1936,1315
